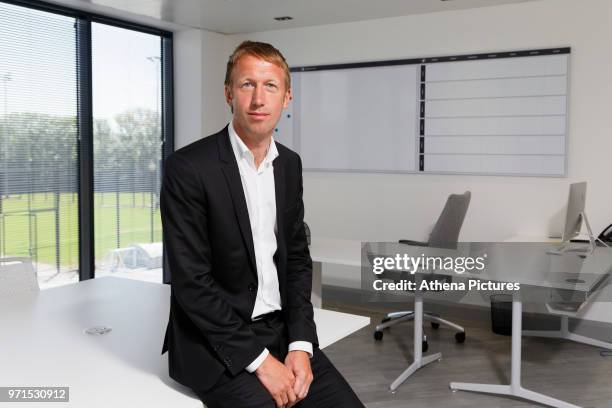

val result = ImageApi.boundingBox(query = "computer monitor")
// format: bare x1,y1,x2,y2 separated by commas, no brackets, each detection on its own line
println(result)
549,181,596,255
561,182,587,243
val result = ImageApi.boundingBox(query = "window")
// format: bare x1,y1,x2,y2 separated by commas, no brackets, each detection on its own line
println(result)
92,23,164,283
0,0,173,288
0,2,79,288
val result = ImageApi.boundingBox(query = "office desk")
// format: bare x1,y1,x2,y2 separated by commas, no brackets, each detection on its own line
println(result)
0,277,369,408
504,235,612,349
369,242,612,408
505,235,560,242
309,237,362,308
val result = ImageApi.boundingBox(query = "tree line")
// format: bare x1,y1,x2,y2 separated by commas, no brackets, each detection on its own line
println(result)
0,108,162,195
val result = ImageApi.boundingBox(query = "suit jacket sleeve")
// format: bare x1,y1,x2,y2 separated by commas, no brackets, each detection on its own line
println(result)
161,152,265,375
284,156,319,347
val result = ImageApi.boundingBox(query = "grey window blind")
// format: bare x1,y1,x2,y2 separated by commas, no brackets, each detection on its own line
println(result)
0,2,80,286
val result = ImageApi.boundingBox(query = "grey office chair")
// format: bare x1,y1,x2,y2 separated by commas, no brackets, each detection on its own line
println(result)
374,191,471,351
0,257,40,296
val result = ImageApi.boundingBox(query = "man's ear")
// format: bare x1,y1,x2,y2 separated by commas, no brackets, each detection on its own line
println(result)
224,85,233,106
283,87,292,109
224,85,234,113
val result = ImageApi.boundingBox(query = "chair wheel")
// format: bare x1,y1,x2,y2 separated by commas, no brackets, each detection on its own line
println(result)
374,331,384,341
455,331,466,343
381,317,391,323
431,322,440,330
422,341,428,353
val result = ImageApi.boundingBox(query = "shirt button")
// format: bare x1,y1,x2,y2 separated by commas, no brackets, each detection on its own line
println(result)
248,283,256,293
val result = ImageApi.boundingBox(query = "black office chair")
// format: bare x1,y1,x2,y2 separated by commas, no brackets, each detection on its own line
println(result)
373,191,471,351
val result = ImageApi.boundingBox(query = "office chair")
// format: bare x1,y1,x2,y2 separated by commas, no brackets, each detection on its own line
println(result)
374,191,471,351
0,257,40,296
304,221,311,246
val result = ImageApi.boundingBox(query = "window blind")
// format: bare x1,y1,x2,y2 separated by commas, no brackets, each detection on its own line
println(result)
0,2,80,287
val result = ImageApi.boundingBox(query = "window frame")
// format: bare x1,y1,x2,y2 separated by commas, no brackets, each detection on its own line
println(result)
1,0,174,282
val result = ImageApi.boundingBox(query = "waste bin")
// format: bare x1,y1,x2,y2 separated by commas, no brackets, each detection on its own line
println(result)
490,294,513,336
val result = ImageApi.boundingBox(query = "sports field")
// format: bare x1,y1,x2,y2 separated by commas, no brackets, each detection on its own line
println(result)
0,192,162,269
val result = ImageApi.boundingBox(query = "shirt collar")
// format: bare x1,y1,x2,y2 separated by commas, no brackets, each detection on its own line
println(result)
228,121,279,167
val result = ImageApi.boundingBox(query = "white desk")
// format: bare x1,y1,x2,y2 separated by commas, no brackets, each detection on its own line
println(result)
0,277,369,407
368,242,612,408
449,243,612,408
309,238,362,308
505,234,591,243
505,235,562,243
504,235,612,349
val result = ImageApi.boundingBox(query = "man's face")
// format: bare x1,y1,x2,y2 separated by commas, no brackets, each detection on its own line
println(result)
225,54,291,141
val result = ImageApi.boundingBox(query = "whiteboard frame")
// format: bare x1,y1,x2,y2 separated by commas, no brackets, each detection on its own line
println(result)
289,47,570,177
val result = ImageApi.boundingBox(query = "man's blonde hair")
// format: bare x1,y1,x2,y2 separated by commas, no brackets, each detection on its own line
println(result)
224,41,291,90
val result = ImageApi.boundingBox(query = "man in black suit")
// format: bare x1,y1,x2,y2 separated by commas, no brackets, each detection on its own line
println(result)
160,41,364,408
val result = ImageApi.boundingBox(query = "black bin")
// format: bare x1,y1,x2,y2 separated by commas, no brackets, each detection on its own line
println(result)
490,294,513,336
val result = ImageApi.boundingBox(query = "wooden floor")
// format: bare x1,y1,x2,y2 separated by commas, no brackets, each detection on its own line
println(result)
323,300,612,408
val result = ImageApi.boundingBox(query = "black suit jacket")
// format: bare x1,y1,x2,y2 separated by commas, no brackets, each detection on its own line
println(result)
160,126,318,392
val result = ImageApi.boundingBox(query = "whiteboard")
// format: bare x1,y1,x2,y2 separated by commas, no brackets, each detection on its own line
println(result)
283,48,569,176
421,53,568,176
287,65,419,172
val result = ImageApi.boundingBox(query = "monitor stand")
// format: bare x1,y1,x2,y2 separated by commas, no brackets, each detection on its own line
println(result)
547,211,596,255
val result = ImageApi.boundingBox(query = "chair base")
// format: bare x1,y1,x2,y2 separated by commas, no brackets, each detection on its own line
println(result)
375,310,465,334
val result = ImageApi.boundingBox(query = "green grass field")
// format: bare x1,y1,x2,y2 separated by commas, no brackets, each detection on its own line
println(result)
0,192,162,269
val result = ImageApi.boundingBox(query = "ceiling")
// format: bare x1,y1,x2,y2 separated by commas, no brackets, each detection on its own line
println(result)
45,0,540,34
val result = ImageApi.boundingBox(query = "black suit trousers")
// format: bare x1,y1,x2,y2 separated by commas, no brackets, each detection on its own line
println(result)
193,313,364,408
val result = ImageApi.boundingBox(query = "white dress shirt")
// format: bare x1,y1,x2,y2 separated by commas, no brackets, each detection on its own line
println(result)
228,122,312,373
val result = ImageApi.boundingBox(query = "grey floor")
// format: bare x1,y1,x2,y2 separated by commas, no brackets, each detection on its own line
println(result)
322,300,612,408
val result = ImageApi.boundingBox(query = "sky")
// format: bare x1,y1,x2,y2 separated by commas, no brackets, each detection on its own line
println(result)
0,2,161,126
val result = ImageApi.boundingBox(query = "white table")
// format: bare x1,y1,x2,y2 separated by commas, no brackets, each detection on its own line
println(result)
0,277,369,407
308,239,445,394
447,243,612,408
504,235,612,349
367,241,612,408
308,239,446,394
309,237,362,308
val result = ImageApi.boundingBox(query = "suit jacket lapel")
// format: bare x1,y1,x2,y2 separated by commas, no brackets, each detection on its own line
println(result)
273,153,287,294
274,154,286,248
218,127,257,277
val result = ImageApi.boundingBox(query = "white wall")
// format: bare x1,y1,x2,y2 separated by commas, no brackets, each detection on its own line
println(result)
174,29,203,148
200,30,233,137
174,29,230,149
225,0,612,244
220,0,612,323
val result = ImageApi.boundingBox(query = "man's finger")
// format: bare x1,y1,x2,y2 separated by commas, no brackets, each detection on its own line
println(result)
292,373,305,396
281,391,289,407
287,387,298,406
300,382,311,400
273,394,284,408
298,373,312,399
298,386,306,399
298,384,307,400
